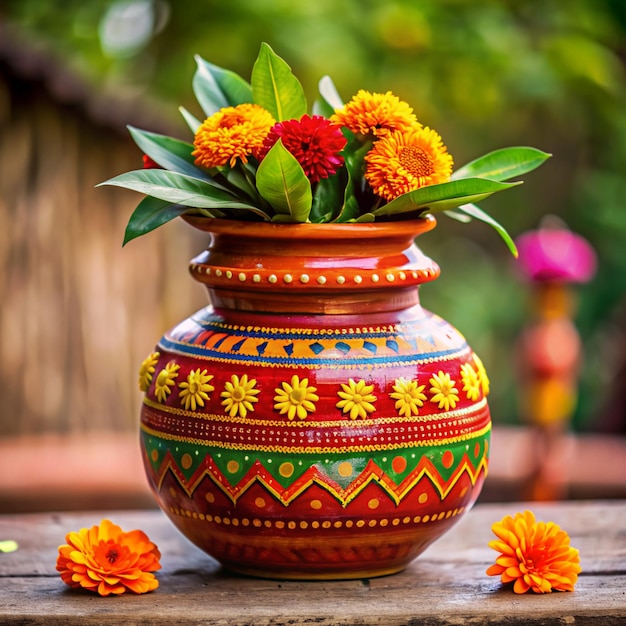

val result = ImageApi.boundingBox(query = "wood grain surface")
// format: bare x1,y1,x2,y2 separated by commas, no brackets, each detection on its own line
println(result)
0,501,624,625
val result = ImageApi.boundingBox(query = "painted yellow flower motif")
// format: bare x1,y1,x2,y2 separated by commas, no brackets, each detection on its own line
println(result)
154,361,180,403
138,352,160,392
221,374,260,418
460,363,481,401
429,371,459,411
179,368,215,411
274,375,319,420
473,353,490,396
336,378,377,420
390,377,427,417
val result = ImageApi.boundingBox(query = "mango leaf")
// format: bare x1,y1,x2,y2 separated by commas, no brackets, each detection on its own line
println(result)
127,126,208,179
333,141,372,223
373,178,521,216
451,147,552,182
310,173,344,223
193,54,253,116
319,75,344,109
179,106,202,133
98,169,262,211
354,212,376,223
256,140,312,221
443,209,473,223
456,203,519,257
123,196,192,245
251,43,307,121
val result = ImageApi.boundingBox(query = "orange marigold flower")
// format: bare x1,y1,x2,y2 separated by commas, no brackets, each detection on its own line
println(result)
56,519,161,596
192,103,275,169
364,126,453,202
486,510,581,594
331,90,418,138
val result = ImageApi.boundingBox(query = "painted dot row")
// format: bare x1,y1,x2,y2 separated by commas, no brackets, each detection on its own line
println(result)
170,505,466,528
191,264,437,285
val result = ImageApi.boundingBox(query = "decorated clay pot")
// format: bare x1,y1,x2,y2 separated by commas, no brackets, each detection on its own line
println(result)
138,216,491,580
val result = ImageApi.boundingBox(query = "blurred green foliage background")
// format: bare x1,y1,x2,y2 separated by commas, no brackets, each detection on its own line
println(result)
3,0,625,432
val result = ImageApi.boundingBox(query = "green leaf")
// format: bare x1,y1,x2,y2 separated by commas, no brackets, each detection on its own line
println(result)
456,203,519,257
251,42,307,121
333,140,372,222
193,54,253,116
354,212,376,223
99,169,261,210
123,196,191,245
179,106,202,133
373,178,521,216
310,172,344,223
256,140,312,221
317,74,343,114
451,147,552,182
127,126,208,179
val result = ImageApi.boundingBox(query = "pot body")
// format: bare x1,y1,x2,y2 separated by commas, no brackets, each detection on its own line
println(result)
139,217,491,579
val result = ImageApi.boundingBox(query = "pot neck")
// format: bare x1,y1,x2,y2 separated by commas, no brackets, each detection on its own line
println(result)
186,217,440,315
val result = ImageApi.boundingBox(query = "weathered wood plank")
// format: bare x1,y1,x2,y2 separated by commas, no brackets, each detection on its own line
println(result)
0,502,624,625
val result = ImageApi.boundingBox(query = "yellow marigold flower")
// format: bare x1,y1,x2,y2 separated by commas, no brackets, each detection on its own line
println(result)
192,103,275,168
473,353,490,396
486,510,581,594
154,361,180,403
179,368,215,411
365,126,453,202
274,375,319,420
138,352,159,392
56,519,161,596
336,378,377,419
390,377,427,417
331,90,418,138
429,370,459,411
460,363,481,401
221,374,260,418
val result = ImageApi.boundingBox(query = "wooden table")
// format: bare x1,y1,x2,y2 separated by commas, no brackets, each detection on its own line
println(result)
0,501,624,625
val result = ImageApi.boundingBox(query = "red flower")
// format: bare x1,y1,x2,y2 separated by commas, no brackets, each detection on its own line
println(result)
142,154,161,169
258,114,347,183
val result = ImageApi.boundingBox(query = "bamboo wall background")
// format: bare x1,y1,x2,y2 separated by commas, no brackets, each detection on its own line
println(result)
0,45,207,438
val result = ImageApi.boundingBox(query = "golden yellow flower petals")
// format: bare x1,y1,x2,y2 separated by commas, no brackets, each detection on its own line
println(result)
429,371,459,411
473,353,490,396
390,377,427,417
274,375,319,420
138,352,159,392
336,378,377,419
221,374,260,418
192,103,275,168
331,90,418,138
460,363,481,401
56,519,161,596
179,368,215,411
154,361,180,403
486,510,581,594
365,126,453,202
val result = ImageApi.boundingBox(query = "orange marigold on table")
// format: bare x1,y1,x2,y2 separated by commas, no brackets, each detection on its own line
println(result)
56,519,161,596
486,509,581,594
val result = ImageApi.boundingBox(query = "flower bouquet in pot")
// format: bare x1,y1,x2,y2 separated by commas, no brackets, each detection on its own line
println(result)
101,43,550,580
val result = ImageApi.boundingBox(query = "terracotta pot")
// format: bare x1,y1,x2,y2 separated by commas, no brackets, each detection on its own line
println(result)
138,216,491,580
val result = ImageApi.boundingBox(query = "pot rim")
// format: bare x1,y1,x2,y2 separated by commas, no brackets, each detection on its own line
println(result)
182,214,437,240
